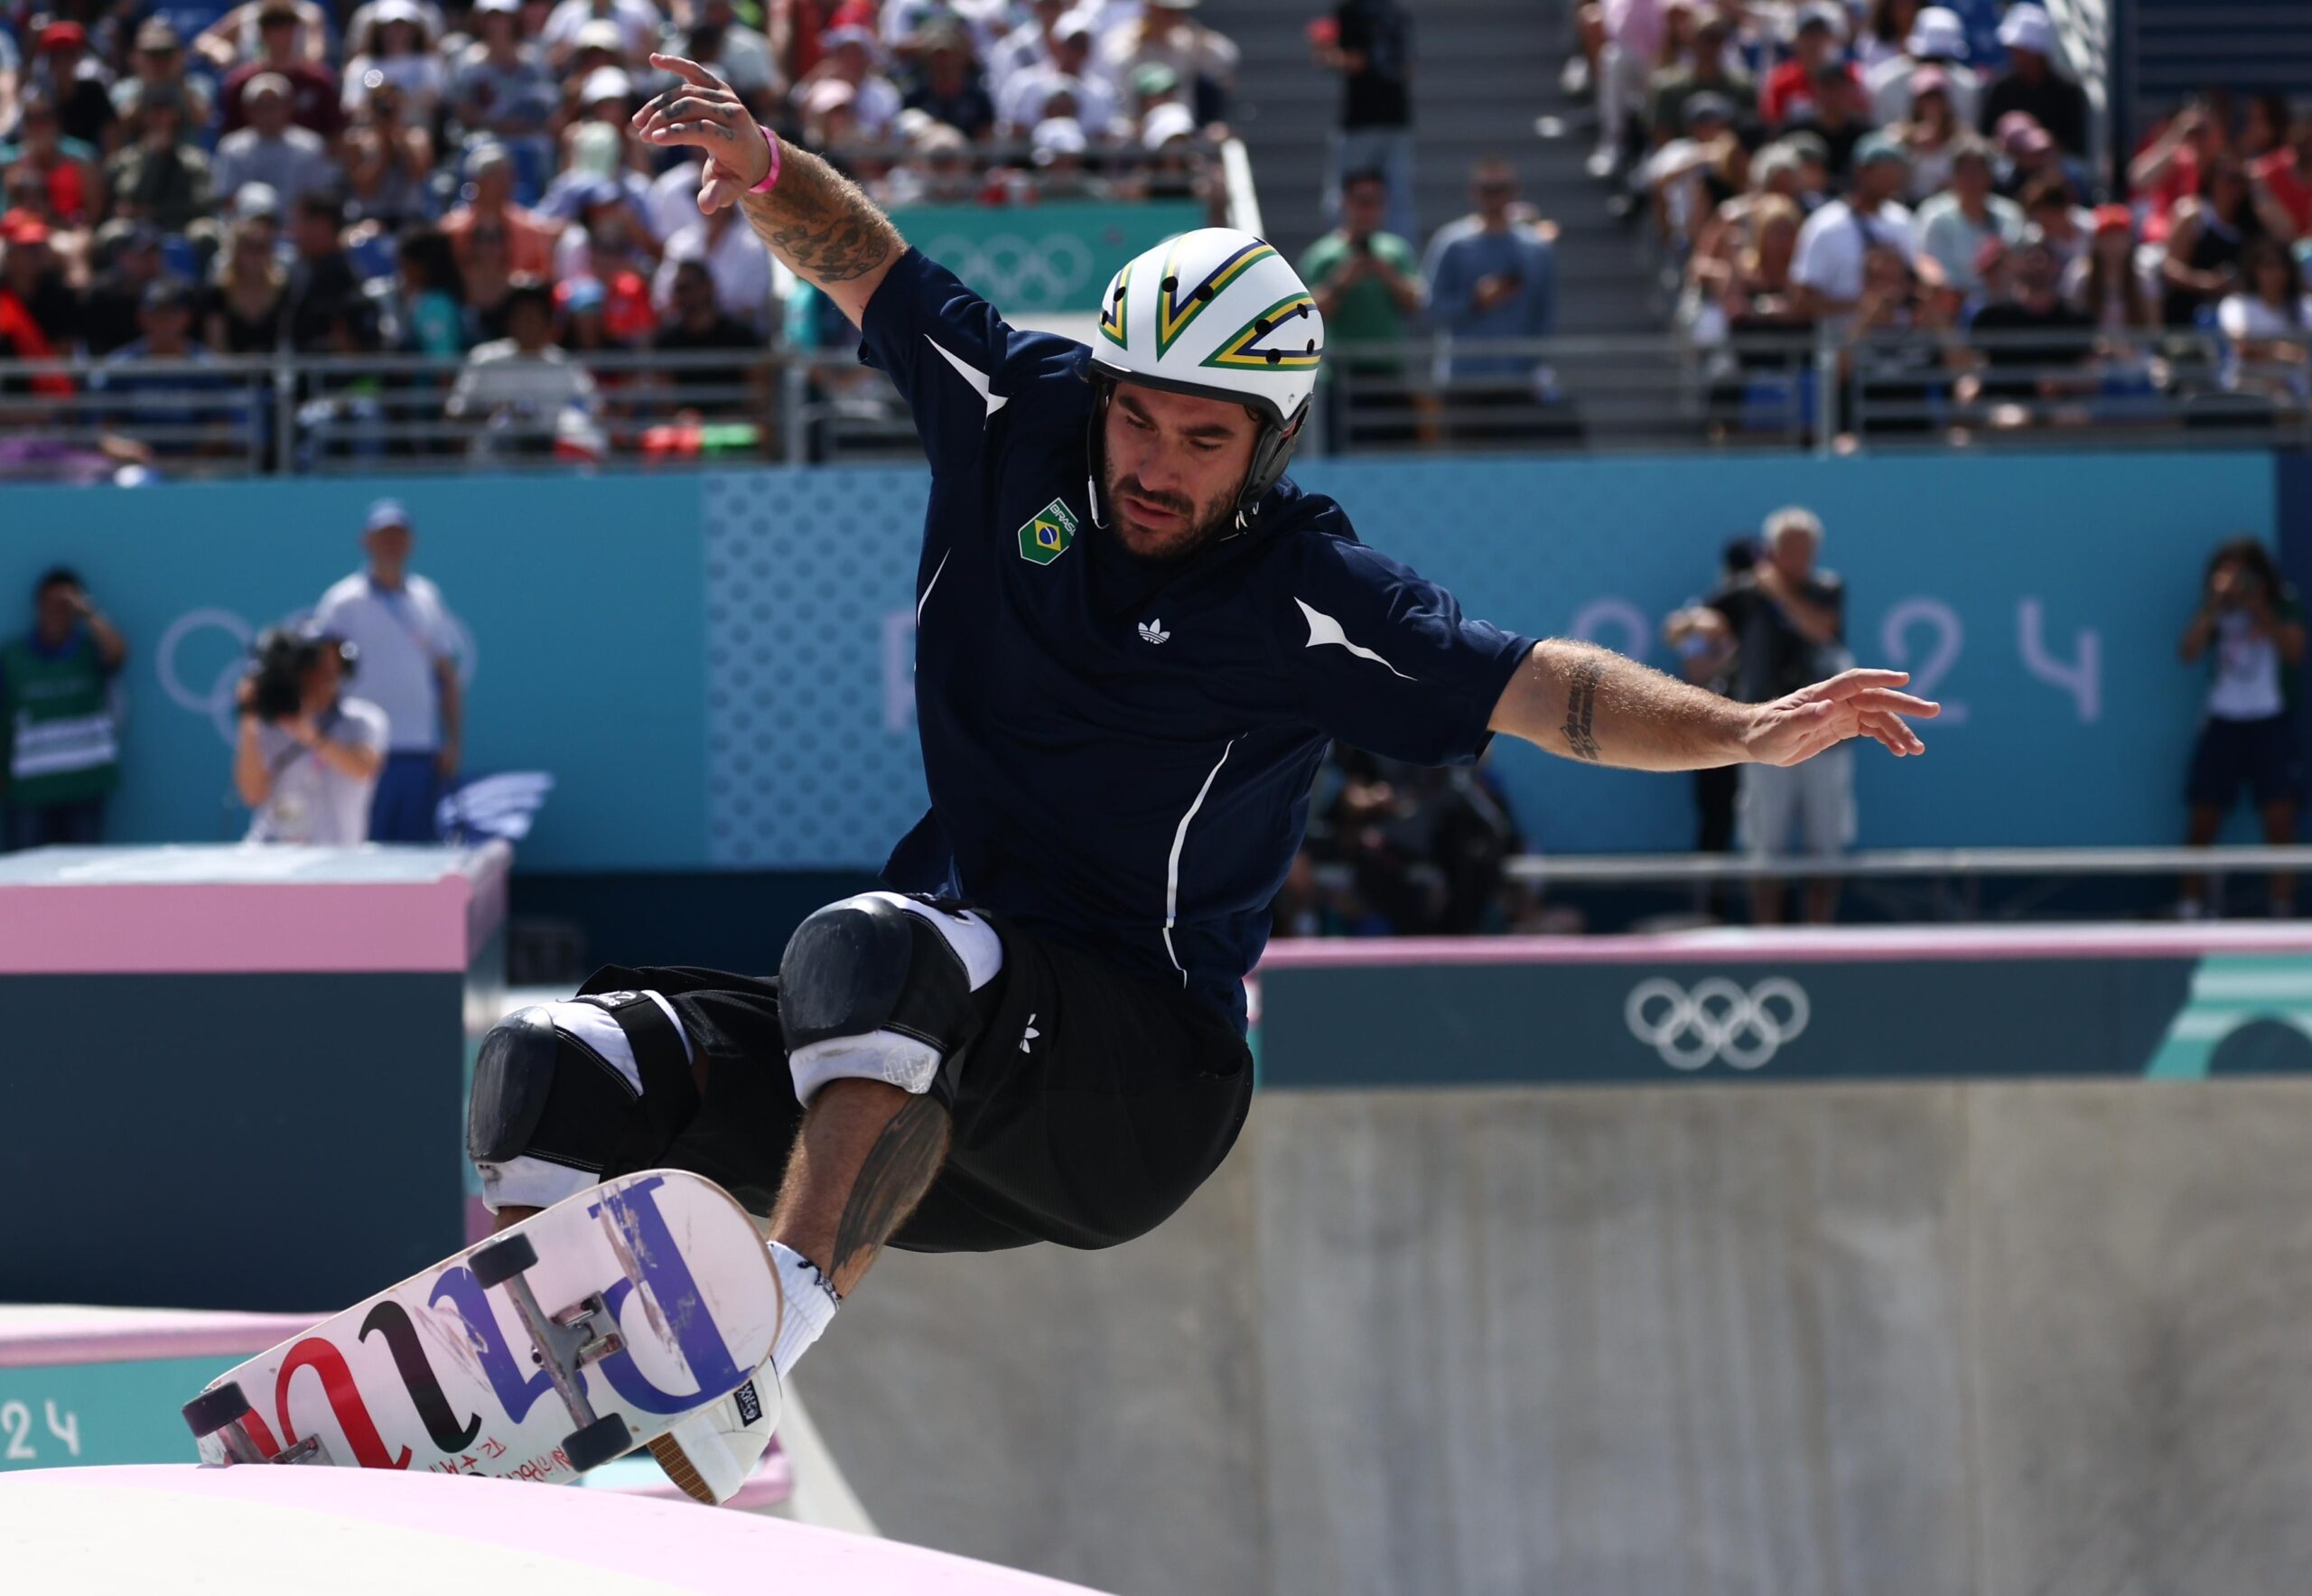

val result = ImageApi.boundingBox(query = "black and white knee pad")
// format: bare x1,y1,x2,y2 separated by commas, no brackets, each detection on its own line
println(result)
779,892,1002,1106
466,988,699,1213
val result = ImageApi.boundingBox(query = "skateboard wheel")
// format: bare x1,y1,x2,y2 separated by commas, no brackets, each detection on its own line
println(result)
563,1414,631,1473
182,1381,255,1441
471,1231,538,1290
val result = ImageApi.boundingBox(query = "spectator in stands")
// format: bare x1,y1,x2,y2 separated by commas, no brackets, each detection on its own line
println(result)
107,82,214,238
902,23,995,141
653,182,772,331
446,275,598,453
4,92,103,231
1852,0,1918,75
2131,100,2225,245
652,256,760,414
0,223,73,400
452,0,562,172
1315,0,1414,248
1895,68,1963,202
1759,4,1854,133
219,3,343,138
0,208,76,351
217,75,338,214
81,224,167,355
683,0,781,105
1708,505,1850,925
2018,171,2092,272
543,0,666,70
994,15,1114,139
2068,204,2158,334
1423,157,1556,397
2163,156,2274,328
234,626,390,846
2179,537,2307,917
1792,133,1917,327
1300,167,1425,443
203,216,289,352
280,191,362,352
1863,5,1976,133
1103,0,1236,130
95,278,252,458
444,144,557,278
555,176,659,287
1,568,127,851
383,224,468,356
1646,12,1752,155
345,77,438,229
116,19,214,142
2216,237,2309,407
344,1,449,129
196,0,331,74
803,27,904,139
1696,191,1809,350
1916,138,2020,301
461,223,518,339
1663,535,1757,911
1979,5,2084,158
1962,230,2094,426
1785,61,1873,182
1030,117,1102,199
2250,115,2312,244
1584,0,1662,180
31,23,116,153
312,499,465,840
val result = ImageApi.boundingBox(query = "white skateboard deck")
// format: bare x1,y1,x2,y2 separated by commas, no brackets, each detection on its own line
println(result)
183,1171,780,1487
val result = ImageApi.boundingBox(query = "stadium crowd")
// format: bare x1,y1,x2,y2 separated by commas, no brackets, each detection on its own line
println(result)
0,0,1238,460
1570,1,2312,442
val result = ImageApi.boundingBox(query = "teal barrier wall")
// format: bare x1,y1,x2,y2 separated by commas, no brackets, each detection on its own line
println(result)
0,451,2276,870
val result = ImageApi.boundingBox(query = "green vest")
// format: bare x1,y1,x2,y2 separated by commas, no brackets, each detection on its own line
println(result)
3,633,121,808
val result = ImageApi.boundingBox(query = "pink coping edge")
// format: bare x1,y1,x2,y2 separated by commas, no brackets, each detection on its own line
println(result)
1253,921,2312,970
2,1466,1109,1594
0,846,509,975
0,1311,322,1369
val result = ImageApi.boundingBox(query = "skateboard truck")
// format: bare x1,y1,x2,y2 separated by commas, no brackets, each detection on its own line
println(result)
470,1232,635,1472
181,1382,331,1466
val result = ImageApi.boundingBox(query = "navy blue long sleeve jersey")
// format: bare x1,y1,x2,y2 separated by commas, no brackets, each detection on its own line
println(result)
862,249,1535,1031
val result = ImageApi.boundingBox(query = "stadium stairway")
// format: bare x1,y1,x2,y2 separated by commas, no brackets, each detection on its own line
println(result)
1207,0,1664,340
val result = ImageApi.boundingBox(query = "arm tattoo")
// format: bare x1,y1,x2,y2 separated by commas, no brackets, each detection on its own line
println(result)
738,139,901,285
829,1094,950,1290
1562,655,1603,761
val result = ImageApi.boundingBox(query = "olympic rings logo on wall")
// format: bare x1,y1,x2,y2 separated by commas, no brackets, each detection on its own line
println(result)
1624,976,1811,1070
915,231,1098,308
156,606,478,744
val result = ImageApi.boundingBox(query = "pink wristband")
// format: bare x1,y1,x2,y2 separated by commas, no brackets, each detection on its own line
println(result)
749,128,782,194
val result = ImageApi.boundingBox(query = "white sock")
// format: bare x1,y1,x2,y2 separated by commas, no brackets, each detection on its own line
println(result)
767,1241,840,1380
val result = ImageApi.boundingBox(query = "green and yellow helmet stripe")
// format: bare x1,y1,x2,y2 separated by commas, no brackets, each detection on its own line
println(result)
1201,292,1322,373
1097,272,1128,349
1154,238,1277,358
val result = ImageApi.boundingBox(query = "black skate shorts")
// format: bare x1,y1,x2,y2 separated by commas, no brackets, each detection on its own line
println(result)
578,911,1254,1253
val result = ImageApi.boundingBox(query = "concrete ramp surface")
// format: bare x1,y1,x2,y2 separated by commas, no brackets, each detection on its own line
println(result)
804,1081,2312,1596
0,1464,1112,1594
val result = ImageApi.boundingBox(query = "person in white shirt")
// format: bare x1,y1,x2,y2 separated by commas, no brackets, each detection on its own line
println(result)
1792,133,1920,323
447,279,601,455
235,627,390,846
996,12,1116,135
988,0,1066,91
652,198,774,330
310,499,468,842
541,0,664,67
1862,5,1980,132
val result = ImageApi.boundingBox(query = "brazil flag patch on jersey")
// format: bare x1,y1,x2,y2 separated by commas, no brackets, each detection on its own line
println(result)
1017,498,1080,565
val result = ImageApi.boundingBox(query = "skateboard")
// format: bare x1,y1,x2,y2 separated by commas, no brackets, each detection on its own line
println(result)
181,1171,781,1489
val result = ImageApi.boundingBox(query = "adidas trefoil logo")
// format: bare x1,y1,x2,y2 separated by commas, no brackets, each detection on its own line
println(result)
1137,619,1171,645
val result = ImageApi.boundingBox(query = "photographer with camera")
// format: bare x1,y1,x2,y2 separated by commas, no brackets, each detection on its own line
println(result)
234,625,388,845
2179,536,2308,917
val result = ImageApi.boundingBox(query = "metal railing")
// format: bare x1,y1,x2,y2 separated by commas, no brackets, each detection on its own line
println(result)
0,326,2302,479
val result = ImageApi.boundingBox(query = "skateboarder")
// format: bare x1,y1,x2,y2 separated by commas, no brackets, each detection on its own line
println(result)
465,54,1939,1503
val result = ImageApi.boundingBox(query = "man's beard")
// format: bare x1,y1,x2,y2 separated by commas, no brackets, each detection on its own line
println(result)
1101,462,1239,561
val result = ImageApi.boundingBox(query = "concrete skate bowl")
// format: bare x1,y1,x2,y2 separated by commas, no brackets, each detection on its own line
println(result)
0,1464,1112,1592
799,931,2312,1596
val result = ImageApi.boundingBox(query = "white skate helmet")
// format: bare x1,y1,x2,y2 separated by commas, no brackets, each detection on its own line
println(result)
1086,227,1325,518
